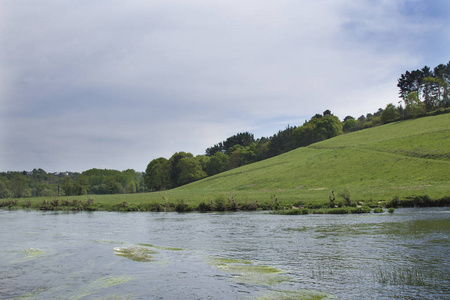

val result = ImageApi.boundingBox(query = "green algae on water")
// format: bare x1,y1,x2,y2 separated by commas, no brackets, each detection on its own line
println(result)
22,248,45,260
113,246,158,262
209,257,291,285
15,275,134,300
136,243,183,251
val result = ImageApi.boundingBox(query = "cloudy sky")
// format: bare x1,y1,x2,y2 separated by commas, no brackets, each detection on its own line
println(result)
1,0,449,173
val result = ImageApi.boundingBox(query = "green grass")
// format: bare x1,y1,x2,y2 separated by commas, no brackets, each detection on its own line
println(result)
4,114,450,211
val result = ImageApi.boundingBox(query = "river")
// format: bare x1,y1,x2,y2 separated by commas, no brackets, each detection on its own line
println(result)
1,208,449,299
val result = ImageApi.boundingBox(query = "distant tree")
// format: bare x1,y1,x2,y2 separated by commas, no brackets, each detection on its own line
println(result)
223,132,255,154
205,143,224,156
267,125,296,157
343,118,358,133
62,176,72,196
104,177,121,194
9,175,29,198
293,115,343,147
380,103,400,123
343,115,354,122
323,109,332,116
177,157,207,185
398,62,450,110
144,157,171,191
227,145,245,169
0,181,11,198
206,152,229,176
404,92,426,116
168,152,194,187
195,155,210,174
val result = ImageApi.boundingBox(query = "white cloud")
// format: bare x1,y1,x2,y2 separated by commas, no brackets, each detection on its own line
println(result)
0,0,448,171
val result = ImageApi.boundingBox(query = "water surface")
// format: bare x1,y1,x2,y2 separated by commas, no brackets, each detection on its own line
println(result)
1,208,449,299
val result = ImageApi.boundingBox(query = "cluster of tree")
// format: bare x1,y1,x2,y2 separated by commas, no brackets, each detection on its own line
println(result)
61,169,145,196
397,62,450,111
144,61,450,191
144,111,344,191
0,168,146,198
4,61,449,198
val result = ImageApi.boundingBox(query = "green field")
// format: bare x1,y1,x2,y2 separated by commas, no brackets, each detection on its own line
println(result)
5,114,450,211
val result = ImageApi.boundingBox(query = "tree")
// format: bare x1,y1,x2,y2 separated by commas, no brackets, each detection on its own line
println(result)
104,177,121,194
293,115,343,147
177,157,207,185
205,143,224,156
144,157,171,191
206,152,229,176
169,152,194,187
0,181,11,198
380,103,400,123
404,92,425,116
343,115,354,122
343,118,358,133
227,145,245,169
398,62,450,110
62,176,72,196
196,155,210,174
9,175,29,198
223,132,255,154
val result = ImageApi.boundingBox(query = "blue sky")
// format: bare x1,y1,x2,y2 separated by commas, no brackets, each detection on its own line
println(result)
1,0,449,172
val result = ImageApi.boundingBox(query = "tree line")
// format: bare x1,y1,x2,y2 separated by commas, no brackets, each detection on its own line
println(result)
2,61,449,198
144,61,450,191
0,168,146,198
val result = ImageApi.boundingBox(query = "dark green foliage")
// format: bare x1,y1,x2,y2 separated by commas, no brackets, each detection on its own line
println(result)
388,208,395,213
169,152,193,187
175,200,190,213
381,103,400,123
213,195,226,211
350,206,371,214
373,207,385,213
206,152,229,176
398,62,450,110
0,199,18,208
267,125,297,157
197,201,212,212
338,188,351,206
343,118,358,133
293,115,343,147
386,196,400,208
177,157,207,185
144,157,171,191
205,132,255,156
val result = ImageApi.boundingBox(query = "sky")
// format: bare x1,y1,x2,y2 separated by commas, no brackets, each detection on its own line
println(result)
1,0,449,173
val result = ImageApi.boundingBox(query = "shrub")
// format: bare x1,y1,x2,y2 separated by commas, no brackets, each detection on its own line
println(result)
388,208,395,213
197,201,212,212
386,196,399,208
175,200,189,213
227,197,238,211
350,206,371,214
338,188,351,206
373,207,385,213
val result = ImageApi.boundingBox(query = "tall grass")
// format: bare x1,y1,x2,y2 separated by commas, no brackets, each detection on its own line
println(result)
374,266,440,287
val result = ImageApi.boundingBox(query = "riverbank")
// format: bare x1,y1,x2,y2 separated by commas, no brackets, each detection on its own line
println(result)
1,193,448,213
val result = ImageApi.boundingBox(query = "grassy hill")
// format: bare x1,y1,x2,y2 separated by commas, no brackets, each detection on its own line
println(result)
171,113,450,206
7,113,450,211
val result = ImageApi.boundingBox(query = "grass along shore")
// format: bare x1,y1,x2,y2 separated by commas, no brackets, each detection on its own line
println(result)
2,113,450,213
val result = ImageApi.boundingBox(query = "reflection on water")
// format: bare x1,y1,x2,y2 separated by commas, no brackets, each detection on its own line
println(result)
0,208,449,299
